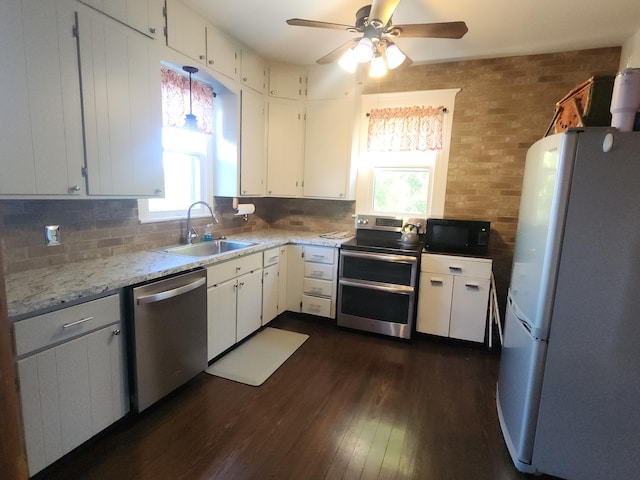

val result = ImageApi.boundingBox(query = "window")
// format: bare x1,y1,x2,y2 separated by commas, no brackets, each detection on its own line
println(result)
373,167,431,214
356,89,459,217
138,66,214,223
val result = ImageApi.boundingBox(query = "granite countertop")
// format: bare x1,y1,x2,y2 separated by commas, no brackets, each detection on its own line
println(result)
6,229,353,320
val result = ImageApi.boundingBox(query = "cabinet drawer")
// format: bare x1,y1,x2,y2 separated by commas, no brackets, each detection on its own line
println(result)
304,262,334,281
263,247,280,267
207,252,262,286
302,295,331,317
304,246,335,264
14,295,120,357
303,278,333,297
421,254,492,279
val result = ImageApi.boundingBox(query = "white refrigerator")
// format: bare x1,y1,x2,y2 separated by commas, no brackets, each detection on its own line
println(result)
496,127,640,479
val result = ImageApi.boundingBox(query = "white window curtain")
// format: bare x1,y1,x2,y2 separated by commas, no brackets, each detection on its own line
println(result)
367,106,444,152
160,66,214,134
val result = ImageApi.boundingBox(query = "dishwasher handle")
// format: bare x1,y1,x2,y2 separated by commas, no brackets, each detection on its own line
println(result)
136,277,206,305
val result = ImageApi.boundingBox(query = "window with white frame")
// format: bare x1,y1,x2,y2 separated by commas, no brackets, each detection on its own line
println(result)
356,89,459,218
138,66,215,223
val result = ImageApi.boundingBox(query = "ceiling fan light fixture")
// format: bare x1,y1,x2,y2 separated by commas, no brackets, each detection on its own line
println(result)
353,37,374,63
385,43,406,69
338,47,359,73
369,54,388,78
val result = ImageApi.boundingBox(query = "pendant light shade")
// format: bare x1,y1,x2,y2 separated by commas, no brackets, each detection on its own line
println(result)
183,66,199,132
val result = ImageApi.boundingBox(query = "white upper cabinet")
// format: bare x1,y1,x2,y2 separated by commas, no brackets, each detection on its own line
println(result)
269,64,304,100
78,0,164,39
0,0,85,196
306,65,355,100
165,0,206,64
241,48,266,93
240,88,266,196
303,99,355,199
266,101,303,197
78,6,164,197
206,25,239,80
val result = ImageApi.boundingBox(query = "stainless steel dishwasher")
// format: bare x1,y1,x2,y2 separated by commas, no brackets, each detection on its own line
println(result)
131,269,207,412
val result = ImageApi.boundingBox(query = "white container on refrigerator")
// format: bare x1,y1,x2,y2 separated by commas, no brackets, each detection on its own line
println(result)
497,128,640,480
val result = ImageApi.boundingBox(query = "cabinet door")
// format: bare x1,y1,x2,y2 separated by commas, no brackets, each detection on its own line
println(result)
267,101,303,196
207,279,238,360
79,0,163,39
0,0,84,196
86,326,128,433
165,0,206,64
285,245,304,312
306,65,355,100
277,246,288,315
78,8,164,197
416,273,454,337
269,64,303,100
236,269,263,341
262,264,279,325
449,277,490,342
240,88,265,196
241,48,265,93
304,99,354,199
206,25,238,79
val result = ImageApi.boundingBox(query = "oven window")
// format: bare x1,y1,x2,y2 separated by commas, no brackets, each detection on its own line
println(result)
341,255,415,286
341,285,411,324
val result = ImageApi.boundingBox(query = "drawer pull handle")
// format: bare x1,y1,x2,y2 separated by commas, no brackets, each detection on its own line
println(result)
311,271,324,277
63,316,94,329
465,282,480,289
430,278,444,285
449,266,463,272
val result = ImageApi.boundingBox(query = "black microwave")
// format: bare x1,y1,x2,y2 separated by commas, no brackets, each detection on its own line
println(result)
424,218,491,256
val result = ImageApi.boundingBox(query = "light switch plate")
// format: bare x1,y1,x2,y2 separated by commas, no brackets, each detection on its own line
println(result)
45,225,61,246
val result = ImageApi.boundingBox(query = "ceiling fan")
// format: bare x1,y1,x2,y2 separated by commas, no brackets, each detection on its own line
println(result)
286,0,468,76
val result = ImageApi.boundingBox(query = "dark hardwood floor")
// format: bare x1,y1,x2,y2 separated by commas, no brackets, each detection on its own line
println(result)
37,314,553,480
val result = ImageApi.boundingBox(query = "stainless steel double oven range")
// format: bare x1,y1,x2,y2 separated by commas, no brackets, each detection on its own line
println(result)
337,215,426,339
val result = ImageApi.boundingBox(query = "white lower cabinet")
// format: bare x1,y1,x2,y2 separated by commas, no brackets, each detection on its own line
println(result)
301,246,338,318
262,247,281,325
207,253,263,360
14,294,127,477
417,253,492,343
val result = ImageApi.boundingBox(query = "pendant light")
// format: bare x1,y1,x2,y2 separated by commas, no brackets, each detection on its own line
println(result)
182,66,199,132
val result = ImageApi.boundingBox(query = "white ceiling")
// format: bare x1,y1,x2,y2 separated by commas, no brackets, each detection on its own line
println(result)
183,0,640,67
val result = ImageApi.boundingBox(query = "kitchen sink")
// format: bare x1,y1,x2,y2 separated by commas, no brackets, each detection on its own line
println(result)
162,240,254,257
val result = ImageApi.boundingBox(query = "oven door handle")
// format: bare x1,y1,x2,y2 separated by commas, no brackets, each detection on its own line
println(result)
339,278,415,294
339,250,417,264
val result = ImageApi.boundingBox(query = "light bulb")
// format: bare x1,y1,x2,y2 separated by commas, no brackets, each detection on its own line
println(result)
339,48,358,73
183,113,199,131
353,37,374,63
369,54,388,77
385,43,406,69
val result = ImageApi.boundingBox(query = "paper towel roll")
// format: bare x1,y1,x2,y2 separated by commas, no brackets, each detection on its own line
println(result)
234,203,255,216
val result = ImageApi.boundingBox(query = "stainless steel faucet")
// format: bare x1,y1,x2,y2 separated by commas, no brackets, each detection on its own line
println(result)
186,201,219,245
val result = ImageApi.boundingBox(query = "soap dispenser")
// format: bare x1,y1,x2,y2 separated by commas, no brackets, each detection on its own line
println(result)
203,224,213,242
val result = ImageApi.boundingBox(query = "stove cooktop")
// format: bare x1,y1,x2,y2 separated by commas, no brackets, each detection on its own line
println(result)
340,236,423,256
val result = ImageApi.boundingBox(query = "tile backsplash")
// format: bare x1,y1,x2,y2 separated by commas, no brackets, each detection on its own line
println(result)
0,197,355,274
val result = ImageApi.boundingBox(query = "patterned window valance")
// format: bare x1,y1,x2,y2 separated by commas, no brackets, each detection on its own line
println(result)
160,66,214,134
367,105,444,152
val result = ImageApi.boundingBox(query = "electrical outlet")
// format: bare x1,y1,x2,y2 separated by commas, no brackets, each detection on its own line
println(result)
45,225,61,246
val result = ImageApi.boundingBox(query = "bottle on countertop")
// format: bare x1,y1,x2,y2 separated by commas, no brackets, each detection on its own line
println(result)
203,224,213,242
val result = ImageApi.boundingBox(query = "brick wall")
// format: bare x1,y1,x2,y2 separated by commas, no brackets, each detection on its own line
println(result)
363,46,621,310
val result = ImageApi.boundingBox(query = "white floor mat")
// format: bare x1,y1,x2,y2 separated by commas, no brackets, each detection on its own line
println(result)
205,327,309,386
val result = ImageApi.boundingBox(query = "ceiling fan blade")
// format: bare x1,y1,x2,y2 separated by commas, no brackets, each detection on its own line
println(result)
316,38,359,64
393,21,468,39
286,18,354,31
369,0,401,28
